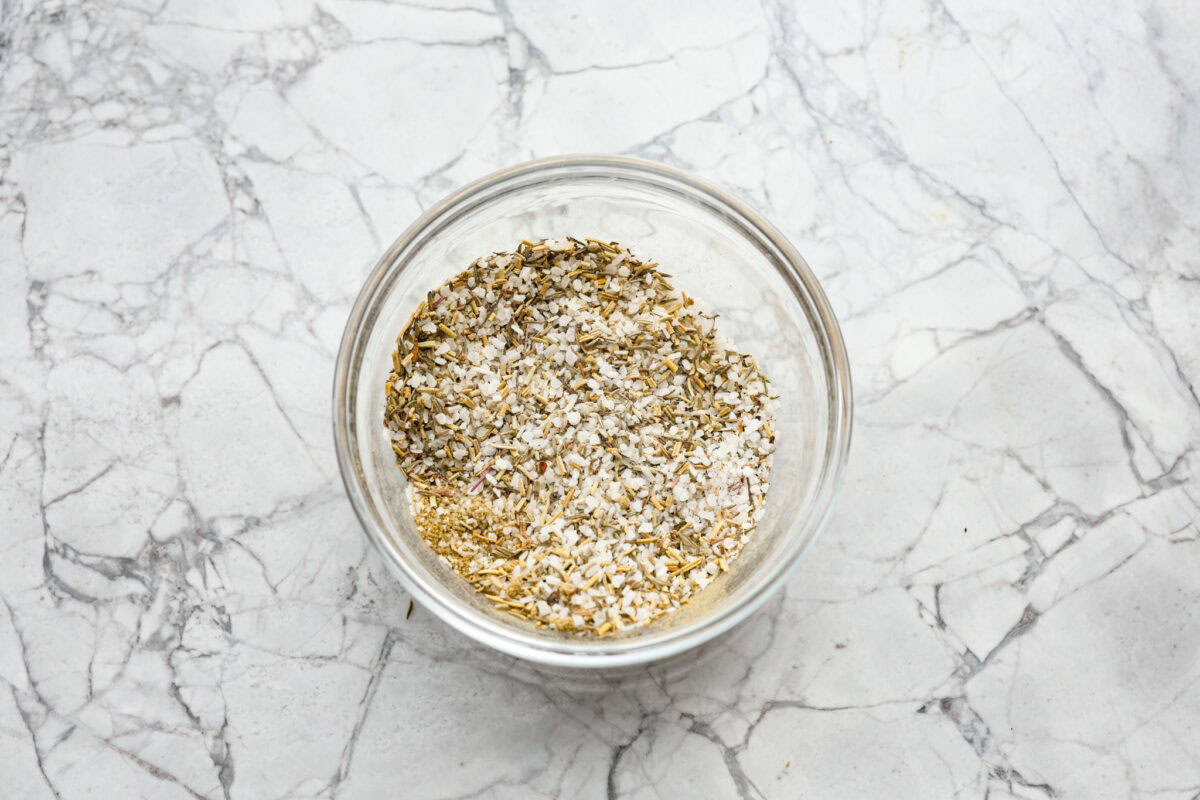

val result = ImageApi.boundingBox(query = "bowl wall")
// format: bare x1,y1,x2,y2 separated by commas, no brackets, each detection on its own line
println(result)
334,156,852,668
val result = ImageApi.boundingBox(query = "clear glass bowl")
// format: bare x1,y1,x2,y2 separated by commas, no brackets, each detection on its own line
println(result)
333,156,852,669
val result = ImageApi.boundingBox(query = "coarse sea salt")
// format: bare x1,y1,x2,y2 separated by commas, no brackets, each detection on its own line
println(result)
383,237,776,636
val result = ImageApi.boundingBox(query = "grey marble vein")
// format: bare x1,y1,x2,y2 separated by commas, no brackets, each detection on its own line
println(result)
1,0,1199,797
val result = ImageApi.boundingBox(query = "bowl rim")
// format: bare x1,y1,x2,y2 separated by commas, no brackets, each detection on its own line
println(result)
333,154,853,668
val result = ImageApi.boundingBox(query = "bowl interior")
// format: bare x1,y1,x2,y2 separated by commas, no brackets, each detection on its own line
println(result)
339,159,848,665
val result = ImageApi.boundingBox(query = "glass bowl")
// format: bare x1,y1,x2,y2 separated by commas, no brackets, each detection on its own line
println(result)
333,155,852,669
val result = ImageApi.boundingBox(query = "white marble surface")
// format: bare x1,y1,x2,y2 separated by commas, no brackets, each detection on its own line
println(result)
2,0,1199,797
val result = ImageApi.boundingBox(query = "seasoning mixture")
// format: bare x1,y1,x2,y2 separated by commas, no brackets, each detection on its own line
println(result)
384,237,775,635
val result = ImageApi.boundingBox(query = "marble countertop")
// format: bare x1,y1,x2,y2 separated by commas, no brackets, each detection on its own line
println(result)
3,0,1199,797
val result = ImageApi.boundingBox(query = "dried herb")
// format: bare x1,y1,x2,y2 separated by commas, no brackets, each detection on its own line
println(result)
383,238,775,635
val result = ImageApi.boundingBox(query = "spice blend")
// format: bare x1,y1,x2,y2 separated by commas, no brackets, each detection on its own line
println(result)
384,237,775,635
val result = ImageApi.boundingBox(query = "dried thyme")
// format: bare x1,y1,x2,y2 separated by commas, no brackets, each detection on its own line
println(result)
384,237,776,635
